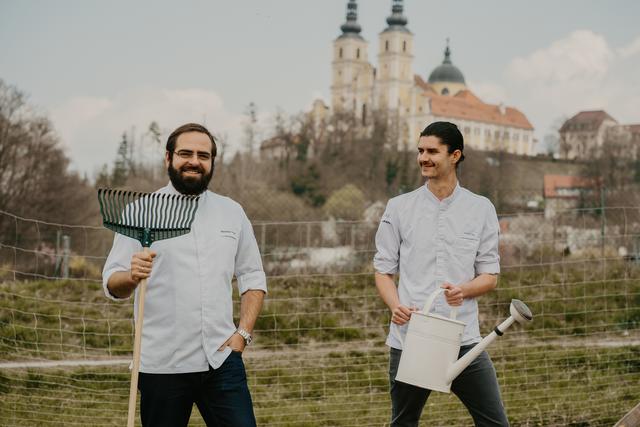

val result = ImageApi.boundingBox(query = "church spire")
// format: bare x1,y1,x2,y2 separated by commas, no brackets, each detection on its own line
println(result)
386,0,408,29
340,0,362,36
443,38,452,64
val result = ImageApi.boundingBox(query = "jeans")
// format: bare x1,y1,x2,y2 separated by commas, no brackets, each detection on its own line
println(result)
389,345,509,427
137,351,256,427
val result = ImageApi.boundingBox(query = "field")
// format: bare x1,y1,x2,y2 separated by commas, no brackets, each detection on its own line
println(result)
1,261,639,426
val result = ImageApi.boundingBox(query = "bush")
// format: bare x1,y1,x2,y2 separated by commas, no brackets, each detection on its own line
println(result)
323,184,366,220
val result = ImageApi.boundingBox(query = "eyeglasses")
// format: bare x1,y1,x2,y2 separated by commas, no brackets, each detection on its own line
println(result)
172,150,212,161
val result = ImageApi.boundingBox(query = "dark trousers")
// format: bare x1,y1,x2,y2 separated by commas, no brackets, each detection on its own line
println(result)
389,345,509,427
137,351,256,427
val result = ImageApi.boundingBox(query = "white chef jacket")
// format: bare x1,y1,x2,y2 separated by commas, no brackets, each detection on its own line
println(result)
102,183,267,373
373,182,500,348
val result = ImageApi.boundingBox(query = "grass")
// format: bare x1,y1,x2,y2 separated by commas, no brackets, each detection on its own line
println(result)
1,261,639,426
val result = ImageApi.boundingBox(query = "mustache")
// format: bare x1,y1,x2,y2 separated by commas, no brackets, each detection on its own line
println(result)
420,161,435,167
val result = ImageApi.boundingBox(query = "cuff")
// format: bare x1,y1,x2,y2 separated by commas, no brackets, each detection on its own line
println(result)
373,260,398,275
237,270,267,295
102,269,133,301
475,262,500,275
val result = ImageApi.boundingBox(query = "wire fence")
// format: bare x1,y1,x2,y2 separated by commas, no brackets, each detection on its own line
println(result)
0,206,639,426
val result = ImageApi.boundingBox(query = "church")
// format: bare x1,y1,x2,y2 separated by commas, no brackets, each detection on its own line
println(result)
330,0,536,155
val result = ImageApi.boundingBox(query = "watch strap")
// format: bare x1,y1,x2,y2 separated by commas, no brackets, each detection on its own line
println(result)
236,328,252,345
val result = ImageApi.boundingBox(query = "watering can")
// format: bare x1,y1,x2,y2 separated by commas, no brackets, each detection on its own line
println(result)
395,289,533,393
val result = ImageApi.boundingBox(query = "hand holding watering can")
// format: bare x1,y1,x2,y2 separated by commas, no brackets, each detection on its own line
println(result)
395,288,533,393
392,283,461,325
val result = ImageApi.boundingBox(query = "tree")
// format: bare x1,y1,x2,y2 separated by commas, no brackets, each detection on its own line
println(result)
243,102,259,155
111,132,130,187
0,79,96,224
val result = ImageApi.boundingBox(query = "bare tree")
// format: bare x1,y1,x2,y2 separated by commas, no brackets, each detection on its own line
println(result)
0,79,96,224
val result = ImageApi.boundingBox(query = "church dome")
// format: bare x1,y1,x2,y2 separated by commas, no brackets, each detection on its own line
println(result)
428,44,465,84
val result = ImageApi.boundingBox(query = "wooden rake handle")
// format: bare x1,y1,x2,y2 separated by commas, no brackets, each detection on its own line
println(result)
127,247,150,427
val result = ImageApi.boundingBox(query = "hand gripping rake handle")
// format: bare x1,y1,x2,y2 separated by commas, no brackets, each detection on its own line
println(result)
97,188,200,427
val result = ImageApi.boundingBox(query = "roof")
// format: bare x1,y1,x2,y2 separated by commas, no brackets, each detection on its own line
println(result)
428,44,465,84
260,137,285,150
414,76,534,130
260,135,302,151
428,63,465,84
543,175,599,199
559,110,617,133
626,124,640,134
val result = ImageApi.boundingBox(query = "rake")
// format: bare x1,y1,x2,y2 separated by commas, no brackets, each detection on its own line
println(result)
97,188,200,427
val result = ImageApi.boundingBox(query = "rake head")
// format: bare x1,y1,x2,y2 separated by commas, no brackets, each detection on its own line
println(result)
97,188,200,247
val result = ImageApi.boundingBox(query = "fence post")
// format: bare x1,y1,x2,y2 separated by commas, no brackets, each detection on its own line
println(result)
351,225,356,248
261,224,266,254
306,223,311,248
61,235,70,279
600,186,606,257
54,230,62,276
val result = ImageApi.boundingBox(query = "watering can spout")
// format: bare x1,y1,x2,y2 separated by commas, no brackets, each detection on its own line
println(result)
446,299,533,384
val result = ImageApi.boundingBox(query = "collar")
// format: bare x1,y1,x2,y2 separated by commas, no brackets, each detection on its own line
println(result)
424,180,461,207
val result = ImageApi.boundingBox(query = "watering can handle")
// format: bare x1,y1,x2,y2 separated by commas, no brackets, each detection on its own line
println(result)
422,288,458,320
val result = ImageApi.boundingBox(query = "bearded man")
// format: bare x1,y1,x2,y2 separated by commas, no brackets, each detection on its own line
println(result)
102,123,267,427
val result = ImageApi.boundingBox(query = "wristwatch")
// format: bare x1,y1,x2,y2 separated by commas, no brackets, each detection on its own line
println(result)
236,328,253,345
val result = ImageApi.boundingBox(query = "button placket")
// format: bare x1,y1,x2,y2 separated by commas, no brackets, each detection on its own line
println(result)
434,203,447,311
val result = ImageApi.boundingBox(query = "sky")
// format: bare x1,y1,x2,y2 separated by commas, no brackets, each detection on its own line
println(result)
1,0,639,177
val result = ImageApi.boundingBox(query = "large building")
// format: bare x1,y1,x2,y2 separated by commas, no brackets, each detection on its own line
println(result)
330,0,536,155
559,110,640,160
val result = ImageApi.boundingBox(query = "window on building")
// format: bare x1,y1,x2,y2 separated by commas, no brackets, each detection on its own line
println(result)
339,47,343,59
441,88,449,95
385,40,389,51
514,133,520,142
403,40,407,52
474,128,480,136
362,104,367,126
464,126,470,135
523,134,529,142
356,48,360,59
485,129,491,137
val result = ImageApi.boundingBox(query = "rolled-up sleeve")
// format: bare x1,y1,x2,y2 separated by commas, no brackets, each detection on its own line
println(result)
474,203,500,275
235,210,267,295
373,200,401,274
102,233,141,301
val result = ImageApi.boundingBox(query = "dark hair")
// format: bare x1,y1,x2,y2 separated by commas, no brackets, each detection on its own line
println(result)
420,121,465,166
166,123,217,157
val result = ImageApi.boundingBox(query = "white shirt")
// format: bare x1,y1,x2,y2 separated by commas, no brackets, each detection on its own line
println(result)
102,183,267,374
373,182,500,348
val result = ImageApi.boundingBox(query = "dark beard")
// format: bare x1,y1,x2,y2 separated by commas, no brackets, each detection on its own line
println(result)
168,160,214,195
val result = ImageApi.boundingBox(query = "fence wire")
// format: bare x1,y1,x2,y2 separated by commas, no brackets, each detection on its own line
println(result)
0,207,639,426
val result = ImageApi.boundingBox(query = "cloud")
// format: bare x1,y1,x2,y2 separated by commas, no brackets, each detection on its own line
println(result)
51,88,245,177
507,30,613,84
617,36,640,59
467,81,509,105
471,30,640,152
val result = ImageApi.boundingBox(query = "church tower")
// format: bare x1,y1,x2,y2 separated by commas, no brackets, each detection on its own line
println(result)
376,0,414,112
331,0,374,123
